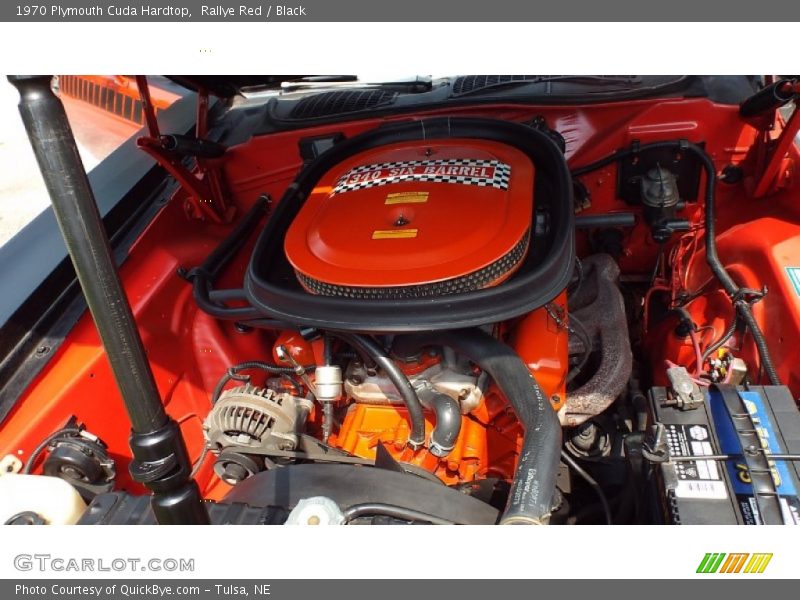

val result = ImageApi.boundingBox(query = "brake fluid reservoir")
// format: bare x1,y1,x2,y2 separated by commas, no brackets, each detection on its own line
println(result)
0,474,86,524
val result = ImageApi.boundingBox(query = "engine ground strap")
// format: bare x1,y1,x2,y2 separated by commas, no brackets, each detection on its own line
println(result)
712,384,785,525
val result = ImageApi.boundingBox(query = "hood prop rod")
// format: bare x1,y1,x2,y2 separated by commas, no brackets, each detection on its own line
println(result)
8,75,209,525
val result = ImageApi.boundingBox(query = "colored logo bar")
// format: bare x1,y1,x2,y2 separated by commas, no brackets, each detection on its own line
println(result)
697,553,773,573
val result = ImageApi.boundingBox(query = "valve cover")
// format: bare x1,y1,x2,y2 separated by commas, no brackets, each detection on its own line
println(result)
284,139,534,299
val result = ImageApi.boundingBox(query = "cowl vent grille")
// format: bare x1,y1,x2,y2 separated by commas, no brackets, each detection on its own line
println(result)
452,75,535,95
289,90,398,119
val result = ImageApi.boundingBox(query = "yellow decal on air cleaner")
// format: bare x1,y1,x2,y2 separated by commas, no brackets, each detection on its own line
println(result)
372,229,419,240
385,191,429,205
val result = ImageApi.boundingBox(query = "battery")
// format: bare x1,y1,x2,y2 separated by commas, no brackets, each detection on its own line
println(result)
647,385,800,525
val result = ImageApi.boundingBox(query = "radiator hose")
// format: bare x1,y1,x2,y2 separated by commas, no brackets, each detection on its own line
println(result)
415,383,461,458
394,328,562,524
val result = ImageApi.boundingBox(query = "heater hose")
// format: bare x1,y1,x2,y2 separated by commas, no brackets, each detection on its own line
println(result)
333,333,427,449
394,328,562,524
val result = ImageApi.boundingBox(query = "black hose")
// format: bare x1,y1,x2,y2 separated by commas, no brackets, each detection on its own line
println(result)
333,333,426,449
342,503,456,525
206,197,268,278
211,361,316,404
571,148,634,177
683,145,779,384
561,450,612,525
23,427,81,474
574,212,637,229
208,289,249,303
188,196,267,321
239,318,302,331
739,78,799,118
735,301,779,383
192,278,262,320
211,370,250,405
225,360,306,376
572,141,782,385
416,386,461,458
394,328,562,525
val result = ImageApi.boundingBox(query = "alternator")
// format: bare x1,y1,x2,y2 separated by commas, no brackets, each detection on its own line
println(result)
203,384,313,453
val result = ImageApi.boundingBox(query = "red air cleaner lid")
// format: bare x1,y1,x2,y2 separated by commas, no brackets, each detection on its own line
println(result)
284,139,534,298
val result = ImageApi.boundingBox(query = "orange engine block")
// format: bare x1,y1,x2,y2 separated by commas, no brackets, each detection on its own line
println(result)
325,295,568,485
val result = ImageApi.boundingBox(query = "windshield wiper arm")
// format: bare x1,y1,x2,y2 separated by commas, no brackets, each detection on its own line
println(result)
281,76,433,94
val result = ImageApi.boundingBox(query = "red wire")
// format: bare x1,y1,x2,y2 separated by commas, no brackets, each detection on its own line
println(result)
688,328,704,376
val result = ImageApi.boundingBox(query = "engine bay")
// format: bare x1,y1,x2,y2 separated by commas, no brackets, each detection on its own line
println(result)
2,76,800,525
